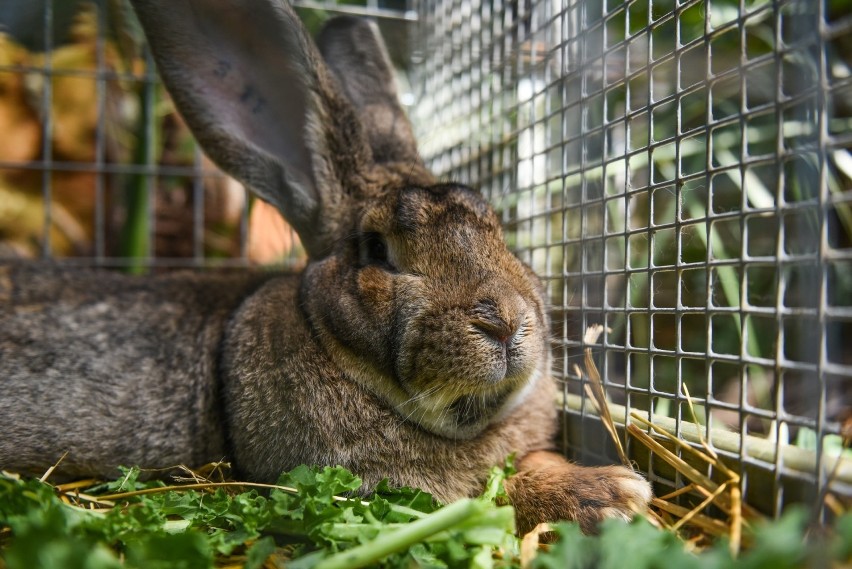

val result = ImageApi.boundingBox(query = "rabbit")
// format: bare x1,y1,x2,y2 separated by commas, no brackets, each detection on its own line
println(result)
0,0,652,534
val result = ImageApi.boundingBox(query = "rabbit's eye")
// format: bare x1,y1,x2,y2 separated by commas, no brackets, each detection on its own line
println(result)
359,232,392,269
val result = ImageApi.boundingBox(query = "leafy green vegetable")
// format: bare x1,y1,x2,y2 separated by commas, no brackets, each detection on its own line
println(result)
0,464,516,568
532,510,852,569
1,464,849,569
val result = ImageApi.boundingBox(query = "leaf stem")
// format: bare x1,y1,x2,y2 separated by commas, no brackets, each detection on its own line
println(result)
315,498,484,569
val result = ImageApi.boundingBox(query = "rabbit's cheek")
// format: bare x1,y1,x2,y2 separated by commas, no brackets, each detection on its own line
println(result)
504,323,545,380
356,266,394,311
302,261,400,376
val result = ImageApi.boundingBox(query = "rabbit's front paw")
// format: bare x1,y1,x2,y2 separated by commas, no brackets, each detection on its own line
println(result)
506,453,653,535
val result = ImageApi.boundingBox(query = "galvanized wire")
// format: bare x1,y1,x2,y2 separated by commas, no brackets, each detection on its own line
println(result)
412,0,852,516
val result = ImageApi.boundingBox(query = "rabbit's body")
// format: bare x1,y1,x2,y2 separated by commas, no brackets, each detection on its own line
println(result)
0,0,653,533
0,259,556,504
0,263,273,477
223,273,557,502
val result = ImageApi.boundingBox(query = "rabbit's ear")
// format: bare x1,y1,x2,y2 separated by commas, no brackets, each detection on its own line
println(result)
130,0,371,257
317,17,422,167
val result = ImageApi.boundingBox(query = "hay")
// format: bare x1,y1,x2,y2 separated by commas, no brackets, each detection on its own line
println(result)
573,326,849,556
520,523,551,569
572,325,756,552
578,325,629,466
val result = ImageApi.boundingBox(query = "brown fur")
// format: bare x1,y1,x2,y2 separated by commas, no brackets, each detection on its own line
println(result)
0,0,651,533
507,452,652,534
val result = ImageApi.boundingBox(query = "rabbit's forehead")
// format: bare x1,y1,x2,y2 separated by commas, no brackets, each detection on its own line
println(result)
361,184,500,234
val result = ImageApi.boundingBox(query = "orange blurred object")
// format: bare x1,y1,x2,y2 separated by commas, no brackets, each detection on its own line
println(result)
0,6,303,264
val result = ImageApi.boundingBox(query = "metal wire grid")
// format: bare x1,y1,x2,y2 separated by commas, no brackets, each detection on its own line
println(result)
0,0,410,268
0,0,849,516
0,1,209,266
411,0,852,516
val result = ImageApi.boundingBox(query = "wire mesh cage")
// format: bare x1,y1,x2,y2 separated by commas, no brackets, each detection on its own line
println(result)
0,0,849,520
411,0,852,517
0,0,411,270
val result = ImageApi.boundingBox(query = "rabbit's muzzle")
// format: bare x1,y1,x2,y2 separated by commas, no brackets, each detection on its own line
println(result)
469,297,537,385
394,287,547,439
471,297,520,345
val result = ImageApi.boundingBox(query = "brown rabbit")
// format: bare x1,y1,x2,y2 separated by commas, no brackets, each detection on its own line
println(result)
0,0,651,534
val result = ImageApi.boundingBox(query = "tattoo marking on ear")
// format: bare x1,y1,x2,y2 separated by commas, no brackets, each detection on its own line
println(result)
239,85,267,114
213,59,231,79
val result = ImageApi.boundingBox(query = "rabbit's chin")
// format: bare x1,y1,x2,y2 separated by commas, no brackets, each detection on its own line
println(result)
394,365,545,439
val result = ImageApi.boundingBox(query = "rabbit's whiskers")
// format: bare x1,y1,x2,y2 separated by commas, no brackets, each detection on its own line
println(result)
394,383,445,426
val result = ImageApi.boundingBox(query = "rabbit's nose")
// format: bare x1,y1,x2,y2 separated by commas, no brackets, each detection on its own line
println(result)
472,299,520,345
474,319,516,345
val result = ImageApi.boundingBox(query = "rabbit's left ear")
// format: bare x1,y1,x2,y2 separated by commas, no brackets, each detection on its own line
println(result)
129,0,373,258
317,17,423,167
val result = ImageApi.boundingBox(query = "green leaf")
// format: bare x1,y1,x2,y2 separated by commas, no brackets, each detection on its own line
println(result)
88,498,166,543
3,536,123,569
314,498,489,569
480,456,516,505
124,531,213,569
244,536,277,569
5,462,851,569
531,522,594,569
1,475,122,569
830,513,852,562
407,542,449,569
374,479,439,519
735,508,809,569
533,519,709,569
